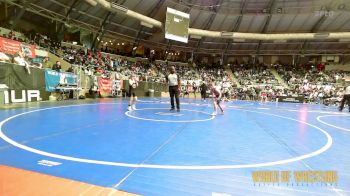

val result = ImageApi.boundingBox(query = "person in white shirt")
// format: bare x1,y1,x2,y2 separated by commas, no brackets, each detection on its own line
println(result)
13,52,31,74
127,74,138,111
0,52,10,62
339,82,350,112
335,75,339,82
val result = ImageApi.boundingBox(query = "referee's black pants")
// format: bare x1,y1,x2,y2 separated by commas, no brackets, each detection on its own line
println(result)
201,91,206,100
339,94,350,112
169,85,180,109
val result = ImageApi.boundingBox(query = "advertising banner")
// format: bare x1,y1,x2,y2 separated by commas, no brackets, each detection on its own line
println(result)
0,37,36,58
44,69,77,92
98,77,112,93
0,62,50,102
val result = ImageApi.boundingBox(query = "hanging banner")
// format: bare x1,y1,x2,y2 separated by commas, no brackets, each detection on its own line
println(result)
98,77,112,93
0,37,36,58
44,69,77,92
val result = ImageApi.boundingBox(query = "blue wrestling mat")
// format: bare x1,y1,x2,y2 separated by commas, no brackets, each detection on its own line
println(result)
0,98,349,195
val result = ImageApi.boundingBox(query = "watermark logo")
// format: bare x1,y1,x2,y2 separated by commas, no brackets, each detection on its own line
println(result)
252,170,338,186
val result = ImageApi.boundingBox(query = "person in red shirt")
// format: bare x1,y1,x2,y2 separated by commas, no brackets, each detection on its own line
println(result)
209,81,224,116
261,90,267,103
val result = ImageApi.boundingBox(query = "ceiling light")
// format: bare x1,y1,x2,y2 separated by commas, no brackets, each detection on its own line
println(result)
140,21,154,28
314,33,330,38
84,0,97,6
221,32,233,37
190,35,202,39
111,2,128,13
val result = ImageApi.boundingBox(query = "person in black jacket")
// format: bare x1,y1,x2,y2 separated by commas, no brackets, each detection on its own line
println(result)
339,82,350,112
52,61,61,72
200,81,208,101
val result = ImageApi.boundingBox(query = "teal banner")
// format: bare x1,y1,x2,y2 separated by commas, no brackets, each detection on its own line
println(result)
45,69,77,92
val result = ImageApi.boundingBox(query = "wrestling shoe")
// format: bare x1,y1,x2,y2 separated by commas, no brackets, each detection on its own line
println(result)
128,106,133,111
132,105,137,110
211,112,217,116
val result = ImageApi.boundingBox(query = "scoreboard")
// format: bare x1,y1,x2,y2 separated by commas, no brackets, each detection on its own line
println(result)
165,7,190,43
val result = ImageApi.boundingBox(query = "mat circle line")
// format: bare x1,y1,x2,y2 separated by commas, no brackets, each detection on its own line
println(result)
125,108,215,122
317,114,350,132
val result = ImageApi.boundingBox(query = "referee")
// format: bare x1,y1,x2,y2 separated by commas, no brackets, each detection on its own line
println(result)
166,66,181,112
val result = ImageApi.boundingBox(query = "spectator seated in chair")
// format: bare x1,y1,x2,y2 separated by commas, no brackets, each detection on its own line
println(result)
52,61,62,72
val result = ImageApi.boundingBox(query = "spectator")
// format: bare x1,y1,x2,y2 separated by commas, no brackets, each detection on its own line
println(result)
13,51,31,74
52,61,61,72
41,57,53,69
0,52,11,63
67,66,74,73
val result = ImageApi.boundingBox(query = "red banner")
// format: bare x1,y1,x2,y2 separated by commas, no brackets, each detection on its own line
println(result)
98,78,112,93
0,37,36,58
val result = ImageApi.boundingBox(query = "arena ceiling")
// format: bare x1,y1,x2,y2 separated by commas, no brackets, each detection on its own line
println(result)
4,0,350,55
